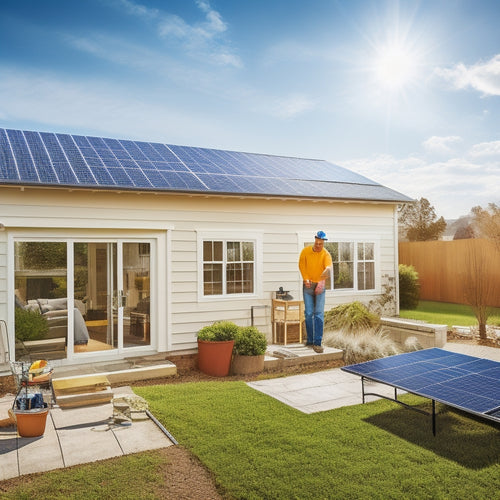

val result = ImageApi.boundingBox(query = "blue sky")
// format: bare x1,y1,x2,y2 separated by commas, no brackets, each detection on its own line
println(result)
1,0,499,219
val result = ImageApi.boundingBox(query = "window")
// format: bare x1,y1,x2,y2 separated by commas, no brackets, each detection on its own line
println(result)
326,242,354,289
203,240,255,296
304,240,377,292
357,242,375,290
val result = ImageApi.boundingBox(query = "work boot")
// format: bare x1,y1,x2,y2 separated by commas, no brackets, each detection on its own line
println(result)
312,345,324,353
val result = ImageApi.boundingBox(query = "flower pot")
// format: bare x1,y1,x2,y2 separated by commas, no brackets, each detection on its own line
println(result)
197,339,234,377
231,354,265,375
14,408,49,437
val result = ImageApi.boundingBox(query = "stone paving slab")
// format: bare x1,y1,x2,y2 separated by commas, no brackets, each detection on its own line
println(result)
0,385,175,481
248,368,396,414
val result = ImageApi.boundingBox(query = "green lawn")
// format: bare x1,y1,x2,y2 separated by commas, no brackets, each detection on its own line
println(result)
400,300,500,328
134,381,500,499
3,381,499,499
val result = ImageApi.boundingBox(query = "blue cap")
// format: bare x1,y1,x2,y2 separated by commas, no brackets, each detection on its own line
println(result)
315,230,328,240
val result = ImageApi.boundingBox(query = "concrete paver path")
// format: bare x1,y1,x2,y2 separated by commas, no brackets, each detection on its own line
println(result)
0,386,174,481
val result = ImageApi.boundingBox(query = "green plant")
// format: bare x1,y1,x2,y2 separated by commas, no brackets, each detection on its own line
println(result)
324,301,380,334
323,327,399,364
197,321,239,341
15,308,49,341
399,264,420,309
233,326,267,356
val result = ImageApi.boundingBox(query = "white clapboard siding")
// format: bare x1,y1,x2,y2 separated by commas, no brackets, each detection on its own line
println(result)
0,187,399,354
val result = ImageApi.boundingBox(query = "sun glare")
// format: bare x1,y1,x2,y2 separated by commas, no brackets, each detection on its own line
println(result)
373,42,418,91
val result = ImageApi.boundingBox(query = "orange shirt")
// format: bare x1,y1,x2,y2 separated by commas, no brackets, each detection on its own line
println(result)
299,246,333,282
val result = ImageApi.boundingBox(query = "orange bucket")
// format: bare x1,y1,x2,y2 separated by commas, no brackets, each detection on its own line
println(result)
14,409,49,437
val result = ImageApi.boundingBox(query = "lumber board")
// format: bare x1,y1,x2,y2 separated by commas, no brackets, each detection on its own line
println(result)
55,387,114,408
53,375,110,395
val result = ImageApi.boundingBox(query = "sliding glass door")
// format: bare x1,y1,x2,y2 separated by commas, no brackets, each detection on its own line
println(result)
14,239,152,361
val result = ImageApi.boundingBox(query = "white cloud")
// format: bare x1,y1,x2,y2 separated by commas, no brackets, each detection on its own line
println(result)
110,0,241,68
0,67,227,144
339,153,499,219
271,94,316,118
422,135,462,155
469,140,500,157
434,54,500,96
113,0,159,20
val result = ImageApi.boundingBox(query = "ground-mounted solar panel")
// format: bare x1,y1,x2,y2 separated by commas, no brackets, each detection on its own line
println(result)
0,127,414,202
342,348,500,434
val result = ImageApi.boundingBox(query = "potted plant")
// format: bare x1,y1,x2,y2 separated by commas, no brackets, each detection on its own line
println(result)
12,361,51,437
231,326,268,375
197,321,239,377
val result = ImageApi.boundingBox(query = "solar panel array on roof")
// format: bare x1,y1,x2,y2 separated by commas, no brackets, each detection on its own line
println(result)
0,128,412,202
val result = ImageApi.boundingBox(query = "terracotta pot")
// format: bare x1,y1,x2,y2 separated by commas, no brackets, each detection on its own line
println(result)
197,339,234,377
231,354,265,375
14,409,49,437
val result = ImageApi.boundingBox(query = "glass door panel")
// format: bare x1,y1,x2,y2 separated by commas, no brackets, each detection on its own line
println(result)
74,242,116,353
14,241,68,361
123,242,151,347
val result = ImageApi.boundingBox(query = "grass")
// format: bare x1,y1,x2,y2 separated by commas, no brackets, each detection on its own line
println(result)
3,380,499,499
133,381,500,499
400,300,500,329
0,451,166,499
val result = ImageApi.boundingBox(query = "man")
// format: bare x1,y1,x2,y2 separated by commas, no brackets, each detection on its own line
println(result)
298,230,333,353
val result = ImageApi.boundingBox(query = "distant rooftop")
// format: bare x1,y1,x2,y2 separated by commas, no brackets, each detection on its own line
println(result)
0,128,412,203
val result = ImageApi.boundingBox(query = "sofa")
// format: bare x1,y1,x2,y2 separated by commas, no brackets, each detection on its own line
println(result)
15,296,90,349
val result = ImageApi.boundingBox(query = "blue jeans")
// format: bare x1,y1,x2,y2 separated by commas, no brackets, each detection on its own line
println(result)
303,285,326,345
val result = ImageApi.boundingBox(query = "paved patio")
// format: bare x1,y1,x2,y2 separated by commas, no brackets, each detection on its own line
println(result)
0,386,175,481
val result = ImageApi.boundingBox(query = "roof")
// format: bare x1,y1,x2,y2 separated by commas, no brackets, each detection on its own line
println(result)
0,128,412,203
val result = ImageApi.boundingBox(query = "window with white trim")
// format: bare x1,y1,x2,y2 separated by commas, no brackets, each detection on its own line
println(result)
203,240,255,295
304,240,376,291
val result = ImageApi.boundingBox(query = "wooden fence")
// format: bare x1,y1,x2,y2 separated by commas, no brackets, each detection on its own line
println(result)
398,239,500,307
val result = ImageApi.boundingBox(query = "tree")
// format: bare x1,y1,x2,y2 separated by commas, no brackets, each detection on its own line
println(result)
453,224,475,240
460,241,495,340
471,203,500,252
398,197,447,241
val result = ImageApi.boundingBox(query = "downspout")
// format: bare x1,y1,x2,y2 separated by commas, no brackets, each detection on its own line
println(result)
394,205,400,316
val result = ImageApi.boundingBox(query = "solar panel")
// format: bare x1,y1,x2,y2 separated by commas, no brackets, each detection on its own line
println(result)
342,348,500,433
0,128,413,202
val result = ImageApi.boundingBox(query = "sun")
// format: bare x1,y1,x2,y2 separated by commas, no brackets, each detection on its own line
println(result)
372,41,419,92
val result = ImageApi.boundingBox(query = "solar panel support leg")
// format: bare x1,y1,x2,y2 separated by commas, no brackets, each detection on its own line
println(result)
432,399,436,436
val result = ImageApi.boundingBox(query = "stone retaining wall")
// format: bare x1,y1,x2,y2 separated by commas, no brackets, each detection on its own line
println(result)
381,317,447,348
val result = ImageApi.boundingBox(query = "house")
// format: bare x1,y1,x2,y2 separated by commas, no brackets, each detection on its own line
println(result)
0,127,413,367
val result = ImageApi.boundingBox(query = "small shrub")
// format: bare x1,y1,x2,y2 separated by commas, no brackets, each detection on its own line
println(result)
15,308,49,342
323,328,399,364
324,301,380,334
403,336,422,352
234,326,267,356
197,321,239,341
399,264,420,309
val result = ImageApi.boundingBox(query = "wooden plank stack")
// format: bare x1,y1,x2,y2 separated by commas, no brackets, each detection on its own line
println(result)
52,375,113,408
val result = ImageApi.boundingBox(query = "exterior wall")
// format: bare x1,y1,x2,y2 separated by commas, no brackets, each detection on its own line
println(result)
0,186,399,358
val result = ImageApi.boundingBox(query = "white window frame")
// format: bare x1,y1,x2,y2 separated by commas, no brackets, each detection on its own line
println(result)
298,233,380,296
197,231,262,301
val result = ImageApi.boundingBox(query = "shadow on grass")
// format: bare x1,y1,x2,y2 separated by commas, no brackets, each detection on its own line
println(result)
364,403,500,469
